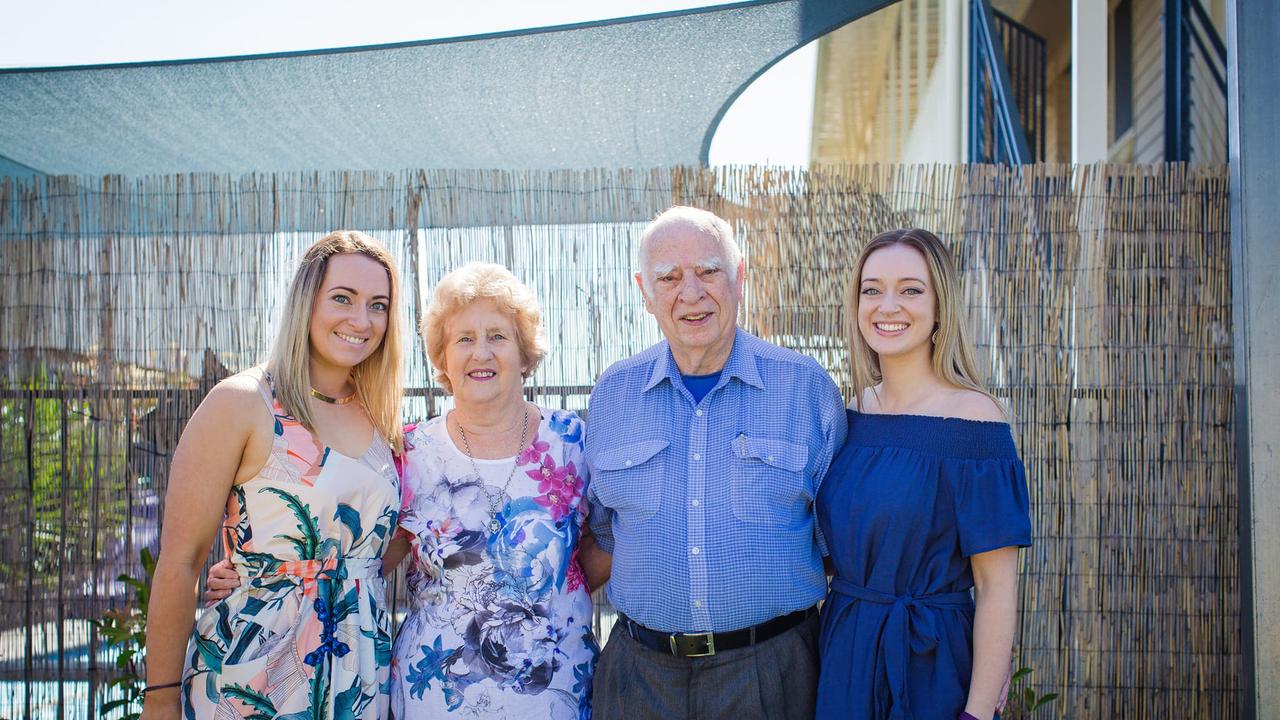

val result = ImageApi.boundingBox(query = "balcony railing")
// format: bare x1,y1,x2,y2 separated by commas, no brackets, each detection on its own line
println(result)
1166,0,1228,163
968,0,1042,164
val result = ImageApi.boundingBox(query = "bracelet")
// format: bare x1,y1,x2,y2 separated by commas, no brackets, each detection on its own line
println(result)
142,681,182,694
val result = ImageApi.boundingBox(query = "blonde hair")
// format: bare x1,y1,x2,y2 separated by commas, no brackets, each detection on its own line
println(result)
422,262,548,394
844,228,1001,414
268,231,405,454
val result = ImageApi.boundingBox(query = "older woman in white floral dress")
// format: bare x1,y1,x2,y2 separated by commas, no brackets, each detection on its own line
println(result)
388,262,599,720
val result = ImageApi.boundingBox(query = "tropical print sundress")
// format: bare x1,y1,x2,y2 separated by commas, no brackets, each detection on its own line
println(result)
181,368,401,720
391,407,598,720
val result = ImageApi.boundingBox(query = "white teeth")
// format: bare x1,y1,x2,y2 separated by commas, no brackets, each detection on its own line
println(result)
683,313,709,321
469,371,495,378
335,332,367,344
876,323,908,332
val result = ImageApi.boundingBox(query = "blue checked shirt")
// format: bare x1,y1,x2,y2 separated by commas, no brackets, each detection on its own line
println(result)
585,329,848,633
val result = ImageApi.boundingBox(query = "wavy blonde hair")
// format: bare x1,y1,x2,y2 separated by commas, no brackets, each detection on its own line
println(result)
268,231,405,454
844,228,1001,415
422,262,548,394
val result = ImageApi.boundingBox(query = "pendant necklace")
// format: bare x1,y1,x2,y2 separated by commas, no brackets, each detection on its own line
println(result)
457,405,530,534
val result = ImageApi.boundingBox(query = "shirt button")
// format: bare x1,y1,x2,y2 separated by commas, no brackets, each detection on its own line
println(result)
692,453,701,461
691,499,701,507
691,547,701,555
693,600,703,608
624,460,633,467
695,409,703,417
768,455,777,462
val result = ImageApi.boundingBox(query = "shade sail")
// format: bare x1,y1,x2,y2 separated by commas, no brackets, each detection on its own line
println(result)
0,0,892,177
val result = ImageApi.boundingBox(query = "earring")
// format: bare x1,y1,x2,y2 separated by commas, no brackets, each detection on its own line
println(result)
931,329,939,344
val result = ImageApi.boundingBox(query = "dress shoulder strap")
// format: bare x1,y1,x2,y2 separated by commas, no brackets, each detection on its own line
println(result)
247,366,279,415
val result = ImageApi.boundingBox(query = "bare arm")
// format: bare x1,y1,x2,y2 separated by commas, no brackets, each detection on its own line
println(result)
140,382,259,719
382,533,411,575
964,546,1020,720
577,526,612,592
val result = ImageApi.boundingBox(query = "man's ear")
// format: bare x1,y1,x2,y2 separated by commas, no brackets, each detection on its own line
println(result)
735,258,746,296
634,271,656,313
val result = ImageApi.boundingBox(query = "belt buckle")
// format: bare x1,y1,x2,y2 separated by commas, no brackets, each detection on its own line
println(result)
671,632,716,657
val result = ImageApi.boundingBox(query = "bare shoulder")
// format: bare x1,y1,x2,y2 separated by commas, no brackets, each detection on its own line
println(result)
946,389,1008,423
855,386,883,412
193,370,269,426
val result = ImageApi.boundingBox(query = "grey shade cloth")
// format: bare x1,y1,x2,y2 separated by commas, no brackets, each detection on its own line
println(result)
0,0,893,177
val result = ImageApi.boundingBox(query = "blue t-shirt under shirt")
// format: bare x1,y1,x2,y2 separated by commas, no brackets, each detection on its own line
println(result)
681,370,722,404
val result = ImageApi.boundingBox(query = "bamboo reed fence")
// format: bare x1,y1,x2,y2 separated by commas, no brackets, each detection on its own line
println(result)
0,164,1236,718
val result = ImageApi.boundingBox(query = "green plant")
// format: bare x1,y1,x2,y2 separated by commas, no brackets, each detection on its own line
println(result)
1001,666,1060,720
91,547,157,720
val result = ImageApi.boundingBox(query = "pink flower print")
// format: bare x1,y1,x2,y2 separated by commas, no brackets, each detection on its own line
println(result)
518,436,551,466
565,546,586,593
529,456,583,522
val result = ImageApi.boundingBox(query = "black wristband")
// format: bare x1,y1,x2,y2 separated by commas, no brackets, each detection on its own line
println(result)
142,681,182,694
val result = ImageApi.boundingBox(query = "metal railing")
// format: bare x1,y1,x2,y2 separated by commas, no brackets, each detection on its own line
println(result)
1165,0,1228,162
968,0,1041,164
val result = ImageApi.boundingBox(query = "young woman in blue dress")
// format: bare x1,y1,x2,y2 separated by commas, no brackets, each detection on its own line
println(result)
815,229,1031,720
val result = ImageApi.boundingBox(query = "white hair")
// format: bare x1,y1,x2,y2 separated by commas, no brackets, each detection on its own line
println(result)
636,206,743,293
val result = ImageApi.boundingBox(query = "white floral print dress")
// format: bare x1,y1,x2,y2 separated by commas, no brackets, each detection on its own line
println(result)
181,368,400,720
391,407,597,720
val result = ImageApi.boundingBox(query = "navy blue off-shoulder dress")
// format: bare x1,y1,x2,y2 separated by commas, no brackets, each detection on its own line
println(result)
815,410,1032,720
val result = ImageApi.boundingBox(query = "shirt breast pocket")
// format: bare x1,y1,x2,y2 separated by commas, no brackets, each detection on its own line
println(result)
591,439,668,522
731,435,811,525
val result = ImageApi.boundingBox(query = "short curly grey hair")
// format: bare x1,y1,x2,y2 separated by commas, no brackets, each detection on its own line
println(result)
422,262,548,393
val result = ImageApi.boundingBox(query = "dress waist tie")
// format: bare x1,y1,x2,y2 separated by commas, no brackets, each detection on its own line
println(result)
240,556,383,597
829,577,973,720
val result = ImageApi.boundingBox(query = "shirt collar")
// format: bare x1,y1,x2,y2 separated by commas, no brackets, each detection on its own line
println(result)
643,328,765,393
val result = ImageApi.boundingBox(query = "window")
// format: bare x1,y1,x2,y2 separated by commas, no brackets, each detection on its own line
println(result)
1112,0,1134,139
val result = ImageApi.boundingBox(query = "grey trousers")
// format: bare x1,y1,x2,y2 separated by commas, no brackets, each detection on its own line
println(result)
592,613,820,720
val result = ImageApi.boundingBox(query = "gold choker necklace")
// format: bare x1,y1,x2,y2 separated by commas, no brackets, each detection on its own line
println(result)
310,387,356,405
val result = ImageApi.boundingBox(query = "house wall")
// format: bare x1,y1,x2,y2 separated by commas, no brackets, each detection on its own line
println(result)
809,0,1225,165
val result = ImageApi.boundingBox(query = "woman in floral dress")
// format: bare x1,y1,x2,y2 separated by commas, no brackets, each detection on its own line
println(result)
389,262,599,720
142,231,408,720
203,262,605,718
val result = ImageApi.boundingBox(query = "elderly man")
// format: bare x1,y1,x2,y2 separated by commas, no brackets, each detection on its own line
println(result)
585,206,847,720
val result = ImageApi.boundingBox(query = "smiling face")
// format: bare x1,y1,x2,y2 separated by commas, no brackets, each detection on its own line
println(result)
636,224,744,374
441,298,528,409
857,243,936,362
307,252,391,376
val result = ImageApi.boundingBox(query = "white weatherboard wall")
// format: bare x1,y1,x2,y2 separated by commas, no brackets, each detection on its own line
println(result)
902,0,965,163
1072,0,1108,162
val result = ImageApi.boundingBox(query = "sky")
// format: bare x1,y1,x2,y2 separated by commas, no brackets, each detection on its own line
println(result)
0,0,818,167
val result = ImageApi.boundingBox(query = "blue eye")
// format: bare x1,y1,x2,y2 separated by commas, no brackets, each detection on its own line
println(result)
333,294,351,304
371,301,388,312
861,287,880,296
903,287,924,296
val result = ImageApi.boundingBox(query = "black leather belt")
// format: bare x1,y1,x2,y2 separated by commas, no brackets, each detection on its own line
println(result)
617,607,817,658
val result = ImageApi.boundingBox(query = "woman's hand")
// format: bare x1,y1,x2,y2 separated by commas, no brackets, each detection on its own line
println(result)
382,532,411,575
203,558,241,605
